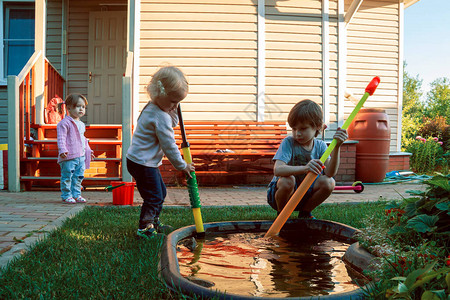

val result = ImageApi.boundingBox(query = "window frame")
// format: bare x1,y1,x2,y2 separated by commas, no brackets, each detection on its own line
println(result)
0,0,35,85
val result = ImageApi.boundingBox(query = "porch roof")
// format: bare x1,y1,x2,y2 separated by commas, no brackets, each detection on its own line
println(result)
405,0,422,8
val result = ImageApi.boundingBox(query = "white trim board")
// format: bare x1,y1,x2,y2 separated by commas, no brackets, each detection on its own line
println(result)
397,0,404,152
337,0,347,128
322,0,330,128
257,0,265,122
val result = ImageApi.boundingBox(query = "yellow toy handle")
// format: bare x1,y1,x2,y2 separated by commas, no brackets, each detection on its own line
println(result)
178,105,205,238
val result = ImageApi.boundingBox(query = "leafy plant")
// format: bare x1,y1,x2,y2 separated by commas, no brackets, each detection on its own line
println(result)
389,174,449,244
386,262,450,300
357,174,450,299
407,137,448,174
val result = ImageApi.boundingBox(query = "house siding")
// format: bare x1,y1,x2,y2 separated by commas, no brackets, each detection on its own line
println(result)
137,0,402,150
265,0,336,120
345,0,400,151
46,0,63,72
67,1,126,96
1,0,405,150
139,0,258,120
264,0,339,133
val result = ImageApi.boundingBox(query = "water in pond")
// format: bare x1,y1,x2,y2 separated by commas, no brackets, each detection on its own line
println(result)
177,231,365,298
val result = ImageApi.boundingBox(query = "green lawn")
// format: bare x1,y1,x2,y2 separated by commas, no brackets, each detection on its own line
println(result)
0,203,386,299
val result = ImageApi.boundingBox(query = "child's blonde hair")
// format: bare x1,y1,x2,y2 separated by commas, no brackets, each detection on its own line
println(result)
288,99,323,137
146,66,188,101
57,93,88,113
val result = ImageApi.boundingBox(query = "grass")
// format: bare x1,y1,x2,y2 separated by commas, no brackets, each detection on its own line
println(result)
0,202,386,299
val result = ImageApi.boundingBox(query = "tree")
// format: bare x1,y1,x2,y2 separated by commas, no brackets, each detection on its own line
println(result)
425,77,450,121
401,64,424,149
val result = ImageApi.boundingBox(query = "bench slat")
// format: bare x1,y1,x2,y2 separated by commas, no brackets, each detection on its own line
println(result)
20,176,121,181
22,157,121,161
26,139,122,145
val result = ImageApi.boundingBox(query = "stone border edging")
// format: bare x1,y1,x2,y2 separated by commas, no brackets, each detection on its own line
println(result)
160,219,371,300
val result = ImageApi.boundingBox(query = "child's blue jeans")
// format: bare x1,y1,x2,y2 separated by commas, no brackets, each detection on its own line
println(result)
59,156,85,200
126,158,167,229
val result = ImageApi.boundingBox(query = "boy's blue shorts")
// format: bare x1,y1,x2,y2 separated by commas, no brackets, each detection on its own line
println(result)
267,177,317,211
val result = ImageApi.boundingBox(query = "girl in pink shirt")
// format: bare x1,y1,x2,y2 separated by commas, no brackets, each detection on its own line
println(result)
57,94,94,203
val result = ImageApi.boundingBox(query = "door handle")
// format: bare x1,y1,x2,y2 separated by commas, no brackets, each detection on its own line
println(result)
89,72,92,83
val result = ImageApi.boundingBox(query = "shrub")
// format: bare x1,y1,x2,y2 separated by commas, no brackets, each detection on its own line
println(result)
401,115,422,151
406,136,448,174
418,116,449,151
358,174,450,299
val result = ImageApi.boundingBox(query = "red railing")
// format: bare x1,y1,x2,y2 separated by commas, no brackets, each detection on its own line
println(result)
44,58,65,103
16,51,40,159
13,52,66,159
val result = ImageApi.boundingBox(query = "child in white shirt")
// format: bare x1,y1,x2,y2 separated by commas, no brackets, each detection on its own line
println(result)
126,66,194,239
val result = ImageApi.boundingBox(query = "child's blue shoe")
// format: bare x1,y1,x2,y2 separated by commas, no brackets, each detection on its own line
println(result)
154,218,174,234
136,224,157,240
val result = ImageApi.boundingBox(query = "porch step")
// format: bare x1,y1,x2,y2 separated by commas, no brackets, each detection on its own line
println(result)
22,124,123,190
23,157,121,162
26,139,122,145
31,124,122,129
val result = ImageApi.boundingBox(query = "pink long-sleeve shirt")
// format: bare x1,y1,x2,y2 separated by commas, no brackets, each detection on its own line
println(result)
56,116,92,169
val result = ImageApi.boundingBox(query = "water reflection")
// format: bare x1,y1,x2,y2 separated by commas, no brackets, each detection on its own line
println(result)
177,231,362,298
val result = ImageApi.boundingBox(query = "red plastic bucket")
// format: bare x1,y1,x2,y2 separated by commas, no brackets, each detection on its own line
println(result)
111,181,136,205
347,108,391,183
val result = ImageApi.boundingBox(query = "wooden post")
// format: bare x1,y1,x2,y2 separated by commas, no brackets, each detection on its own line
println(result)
34,0,46,124
7,76,20,192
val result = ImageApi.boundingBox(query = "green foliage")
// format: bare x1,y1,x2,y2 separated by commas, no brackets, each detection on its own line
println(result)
403,64,424,117
397,174,450,238
402,114,422,150
386,262,450,300
402,65,424,150
357,174,450,299
406,136,447,174
418,117,448,141
418,117,450,152
401,65,449,157
425,78,450,121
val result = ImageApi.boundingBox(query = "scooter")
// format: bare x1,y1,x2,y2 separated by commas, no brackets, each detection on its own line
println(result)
334,181,364,193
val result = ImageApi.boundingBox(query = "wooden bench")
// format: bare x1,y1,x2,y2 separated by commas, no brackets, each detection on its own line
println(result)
172,121,287,177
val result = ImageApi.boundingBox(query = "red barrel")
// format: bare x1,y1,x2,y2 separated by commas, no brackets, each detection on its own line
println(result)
347,108,390,183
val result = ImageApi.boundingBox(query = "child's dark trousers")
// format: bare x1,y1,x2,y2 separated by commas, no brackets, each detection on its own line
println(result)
126,158,167,229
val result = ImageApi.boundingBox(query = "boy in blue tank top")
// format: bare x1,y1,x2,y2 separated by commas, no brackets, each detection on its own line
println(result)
267,99,348,218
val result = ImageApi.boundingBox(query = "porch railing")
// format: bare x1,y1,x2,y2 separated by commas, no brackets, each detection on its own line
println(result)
7,50,66,191
44,58,65,102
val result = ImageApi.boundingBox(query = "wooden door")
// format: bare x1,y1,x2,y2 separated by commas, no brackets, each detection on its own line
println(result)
87,11,126,124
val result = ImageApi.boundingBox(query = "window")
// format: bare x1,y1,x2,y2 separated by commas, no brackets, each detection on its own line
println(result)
2,2,34,79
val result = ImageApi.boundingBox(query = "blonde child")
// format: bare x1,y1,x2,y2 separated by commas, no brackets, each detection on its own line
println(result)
126,66,194,239
57,94,94,203
267,99,348,218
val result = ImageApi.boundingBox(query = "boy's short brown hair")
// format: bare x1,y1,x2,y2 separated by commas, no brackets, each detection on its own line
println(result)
288,99,323,137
